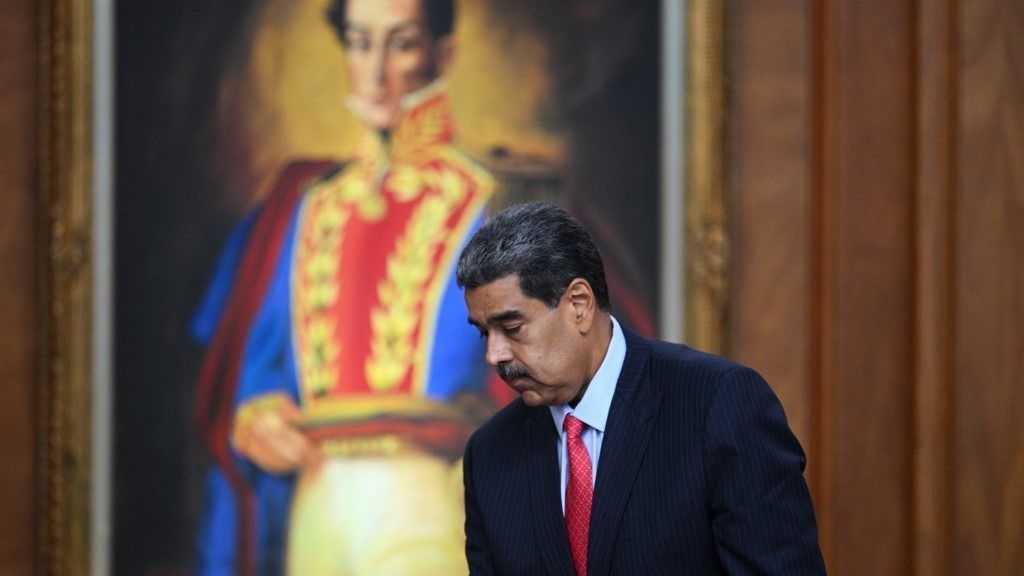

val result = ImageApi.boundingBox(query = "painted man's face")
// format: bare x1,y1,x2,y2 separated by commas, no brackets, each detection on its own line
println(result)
343,0,448,130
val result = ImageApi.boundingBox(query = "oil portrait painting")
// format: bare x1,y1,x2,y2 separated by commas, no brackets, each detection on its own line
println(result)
113,0,663,573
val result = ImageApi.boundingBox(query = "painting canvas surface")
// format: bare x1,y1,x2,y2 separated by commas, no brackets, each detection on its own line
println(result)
113,0,661,572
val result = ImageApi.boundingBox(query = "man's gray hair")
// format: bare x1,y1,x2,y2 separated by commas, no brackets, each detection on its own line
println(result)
456,203,611,310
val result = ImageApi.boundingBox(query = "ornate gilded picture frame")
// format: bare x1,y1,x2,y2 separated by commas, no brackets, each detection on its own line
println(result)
38,0,725,573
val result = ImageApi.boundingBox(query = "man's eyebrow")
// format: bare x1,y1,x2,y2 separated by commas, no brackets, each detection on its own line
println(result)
466,309,524,329
488,310,525,324
387,21,427,35
343,20,423,33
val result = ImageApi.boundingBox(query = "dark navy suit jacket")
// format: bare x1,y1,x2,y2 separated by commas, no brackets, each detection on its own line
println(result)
463,328,826,575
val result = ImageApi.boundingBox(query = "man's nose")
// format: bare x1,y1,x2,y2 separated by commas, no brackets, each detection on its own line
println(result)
485,335,512,366
366,43,387,88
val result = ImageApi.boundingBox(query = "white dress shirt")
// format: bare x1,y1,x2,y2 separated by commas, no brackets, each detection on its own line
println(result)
549,316,627,513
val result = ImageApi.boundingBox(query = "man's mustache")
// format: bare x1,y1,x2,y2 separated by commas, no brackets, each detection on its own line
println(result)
497,362,530,382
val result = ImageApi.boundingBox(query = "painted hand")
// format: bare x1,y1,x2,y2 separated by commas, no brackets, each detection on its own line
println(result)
231,394,322,474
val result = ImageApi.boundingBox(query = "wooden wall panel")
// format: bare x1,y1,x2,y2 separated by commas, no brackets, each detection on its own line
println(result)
955,0,1024,573
727,0,814,456
734,0,920,572
0,0,39,573
912,0,956,573
823,0,917,573
728,0,1024,573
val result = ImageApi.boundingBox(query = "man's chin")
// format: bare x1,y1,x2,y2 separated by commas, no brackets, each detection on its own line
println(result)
518,390,549,407
349,99,397,131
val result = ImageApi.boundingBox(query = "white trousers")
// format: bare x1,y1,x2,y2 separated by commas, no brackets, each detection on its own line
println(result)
286,453,466,576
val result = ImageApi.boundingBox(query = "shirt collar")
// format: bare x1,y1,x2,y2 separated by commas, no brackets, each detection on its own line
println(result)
550,315,627,435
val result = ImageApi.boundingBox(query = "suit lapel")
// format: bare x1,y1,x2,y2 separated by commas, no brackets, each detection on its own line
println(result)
526,407,576,575
588,330,659,576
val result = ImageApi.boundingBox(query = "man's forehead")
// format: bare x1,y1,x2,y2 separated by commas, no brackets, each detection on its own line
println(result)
345,0,427,29
465,275,524,300
465,276,531,321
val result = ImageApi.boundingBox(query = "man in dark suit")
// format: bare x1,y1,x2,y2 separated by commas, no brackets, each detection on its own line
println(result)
455,203,826,575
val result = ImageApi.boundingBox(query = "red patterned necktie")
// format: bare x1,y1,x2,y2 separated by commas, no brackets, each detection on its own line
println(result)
564,414,592,576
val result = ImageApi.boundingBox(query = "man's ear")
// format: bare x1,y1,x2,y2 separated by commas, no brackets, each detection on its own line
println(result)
434,36,455,77
566,278,596,333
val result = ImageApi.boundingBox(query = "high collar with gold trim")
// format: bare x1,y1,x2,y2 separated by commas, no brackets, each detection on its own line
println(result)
345,79,457,167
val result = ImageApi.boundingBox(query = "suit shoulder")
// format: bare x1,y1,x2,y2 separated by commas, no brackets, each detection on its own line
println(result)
632,334,775,407
645,337,756,380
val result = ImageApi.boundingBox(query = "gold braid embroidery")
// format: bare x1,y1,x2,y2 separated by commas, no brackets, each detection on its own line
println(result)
293,176,356,401
365,166,468,392
294,86,471,399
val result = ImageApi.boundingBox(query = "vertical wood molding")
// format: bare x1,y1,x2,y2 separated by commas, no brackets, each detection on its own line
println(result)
686,0,728,355
813,0,917,573
810,0,838,566
955,0,1024,573
912,0,956,574
38,0,93,573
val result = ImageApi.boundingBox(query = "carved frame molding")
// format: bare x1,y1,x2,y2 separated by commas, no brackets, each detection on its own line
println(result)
38,0,93,573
